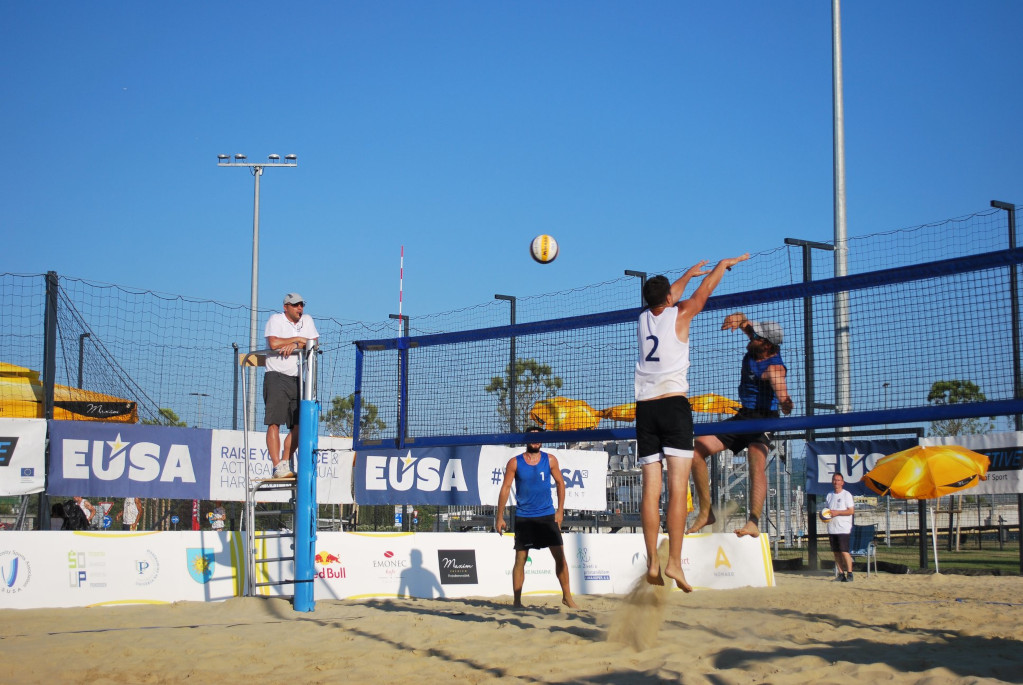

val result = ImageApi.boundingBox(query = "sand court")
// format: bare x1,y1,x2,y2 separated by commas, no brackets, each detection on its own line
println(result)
1,571,1020,684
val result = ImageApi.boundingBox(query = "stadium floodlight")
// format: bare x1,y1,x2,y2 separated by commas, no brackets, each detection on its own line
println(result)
216,152,298,430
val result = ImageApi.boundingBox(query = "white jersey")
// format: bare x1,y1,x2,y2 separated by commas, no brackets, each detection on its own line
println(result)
264,312,319,376
635,307,690,400
826,489,855,535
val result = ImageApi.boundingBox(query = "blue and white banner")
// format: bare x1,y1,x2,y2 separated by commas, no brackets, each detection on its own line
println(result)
922,431,1023,495
804,439,916,496
47,422,355,503
0,419,47,496
355,445,607,510
49,421,212,499
356,446,485,506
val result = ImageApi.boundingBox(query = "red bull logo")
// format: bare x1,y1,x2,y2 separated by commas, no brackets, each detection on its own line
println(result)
315,551,346,580
315,551,341,564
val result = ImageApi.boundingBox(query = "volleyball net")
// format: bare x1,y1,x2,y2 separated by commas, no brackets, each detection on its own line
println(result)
353,247,1023,449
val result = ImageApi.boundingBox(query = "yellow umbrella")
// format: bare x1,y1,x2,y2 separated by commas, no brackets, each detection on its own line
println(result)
863,445,989,573
529,397,633,431
863,445,989,500
529,393,741,431
689,393,742,416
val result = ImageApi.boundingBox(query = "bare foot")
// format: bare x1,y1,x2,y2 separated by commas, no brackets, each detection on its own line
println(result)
513,600,524,609
645,561,665,586
685,509,716,534
664,563,693,593
562,596,579,609
734,520,760,537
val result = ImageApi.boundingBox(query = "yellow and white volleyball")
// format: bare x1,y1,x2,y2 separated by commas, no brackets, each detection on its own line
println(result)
530,234,559,264
819,508,833,522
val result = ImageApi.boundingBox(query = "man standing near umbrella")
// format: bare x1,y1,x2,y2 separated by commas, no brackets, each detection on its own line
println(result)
826,473,856,581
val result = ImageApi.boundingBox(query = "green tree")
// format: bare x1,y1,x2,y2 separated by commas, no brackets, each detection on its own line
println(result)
926,379,995,436
485,358,563,432
142,408,187,426
323,393,386,438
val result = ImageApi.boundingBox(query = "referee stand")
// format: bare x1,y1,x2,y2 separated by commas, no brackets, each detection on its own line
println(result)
240,341,319,612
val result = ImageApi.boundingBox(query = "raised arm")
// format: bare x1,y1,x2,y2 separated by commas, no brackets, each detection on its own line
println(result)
679,254,749,319
666,261,711,306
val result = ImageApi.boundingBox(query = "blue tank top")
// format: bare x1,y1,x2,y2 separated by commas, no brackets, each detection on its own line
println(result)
738,352,786,412
514,452,556,518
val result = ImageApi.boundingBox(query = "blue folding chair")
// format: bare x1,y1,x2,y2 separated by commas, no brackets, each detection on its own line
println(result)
849,524,878,577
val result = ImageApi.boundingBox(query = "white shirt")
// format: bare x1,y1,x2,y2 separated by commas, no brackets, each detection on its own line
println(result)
826,489,855,535
635,307,690,400
264,312,319,376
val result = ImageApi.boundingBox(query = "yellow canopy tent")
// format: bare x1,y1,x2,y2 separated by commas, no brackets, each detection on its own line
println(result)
0,362,137,423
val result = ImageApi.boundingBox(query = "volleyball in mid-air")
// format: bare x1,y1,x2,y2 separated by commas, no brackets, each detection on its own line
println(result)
819,508,833,522
530,234,559,264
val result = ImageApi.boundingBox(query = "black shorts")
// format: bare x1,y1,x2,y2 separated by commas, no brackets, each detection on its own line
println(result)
514,515,564,551
829,533,851,554
636,396,694,464
713,408,779,454
264,371,300,428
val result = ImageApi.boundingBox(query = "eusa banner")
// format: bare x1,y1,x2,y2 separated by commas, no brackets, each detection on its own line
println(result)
804,439,916,496
49,421,213,499
355,445,608,509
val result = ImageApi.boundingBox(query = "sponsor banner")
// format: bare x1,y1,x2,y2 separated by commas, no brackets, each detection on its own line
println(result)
208,431,354,504
437,549,478,584
48,421,212,500
0,418,46,496
922,431,1023,495
354,445,607,509
0,530,770,608
305,532,771,600
0,531,242,609
477,446,608,511
355,446,484,506
804,439,916,496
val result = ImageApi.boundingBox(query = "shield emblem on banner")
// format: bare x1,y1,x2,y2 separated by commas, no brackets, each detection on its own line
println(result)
186,549,215,584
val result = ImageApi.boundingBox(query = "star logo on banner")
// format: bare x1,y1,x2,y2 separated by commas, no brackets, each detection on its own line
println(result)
849,448,864,468
401,452,415,469
108,434,129,458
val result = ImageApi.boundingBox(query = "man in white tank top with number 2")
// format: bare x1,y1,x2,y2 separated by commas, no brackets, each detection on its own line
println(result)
634,253,748,590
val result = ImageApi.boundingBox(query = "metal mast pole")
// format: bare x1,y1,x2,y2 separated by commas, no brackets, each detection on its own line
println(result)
832,0,851,422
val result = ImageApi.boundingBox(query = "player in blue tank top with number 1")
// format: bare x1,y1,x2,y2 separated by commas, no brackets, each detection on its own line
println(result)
496,427,578,609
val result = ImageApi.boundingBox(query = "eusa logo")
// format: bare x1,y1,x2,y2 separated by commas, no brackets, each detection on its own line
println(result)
551,469,587,489
60,433,198,483
0,551,31,593
363,453,469,492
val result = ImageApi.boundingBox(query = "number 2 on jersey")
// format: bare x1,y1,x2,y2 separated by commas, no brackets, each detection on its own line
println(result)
645,335,660,362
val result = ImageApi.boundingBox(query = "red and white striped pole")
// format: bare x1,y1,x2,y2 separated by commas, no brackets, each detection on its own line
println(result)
398,245,404,336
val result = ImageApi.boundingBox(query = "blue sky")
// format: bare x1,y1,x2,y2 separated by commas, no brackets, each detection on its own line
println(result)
3,1,1020,325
